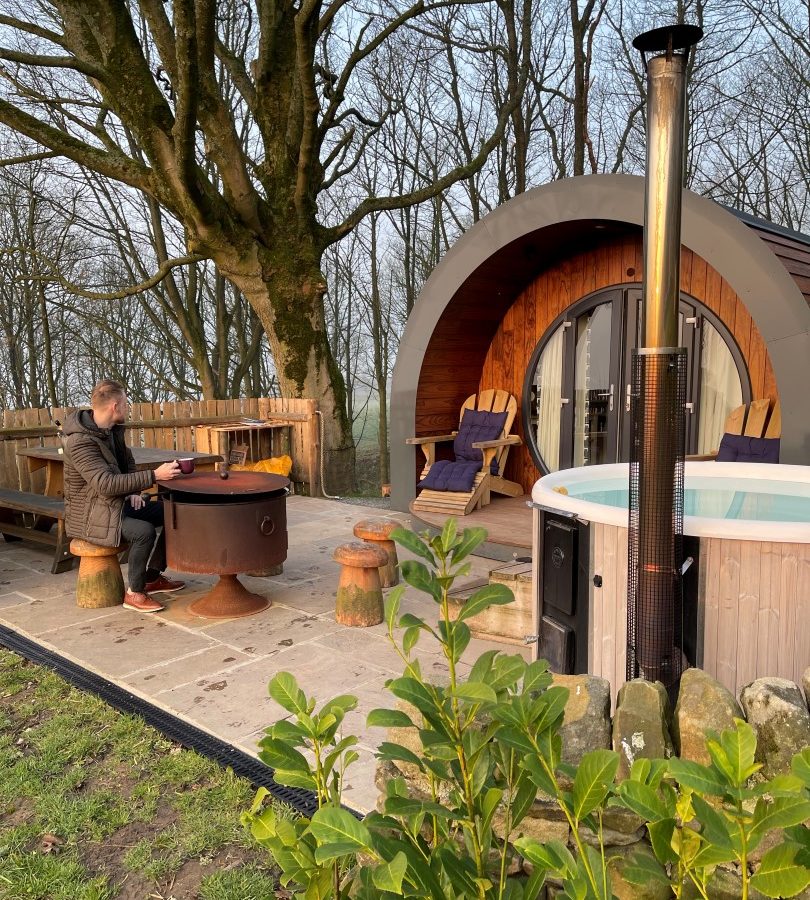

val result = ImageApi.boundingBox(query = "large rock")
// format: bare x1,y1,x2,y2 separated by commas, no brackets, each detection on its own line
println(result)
612,680,673,779
581,804,645,847
673,668,744,765
682,866,767,900
803,666,810,711
740,677,810,778
607,844,672,900
552,673,612,768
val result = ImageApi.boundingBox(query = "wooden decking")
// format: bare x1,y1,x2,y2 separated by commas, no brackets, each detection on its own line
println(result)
409,494,533,551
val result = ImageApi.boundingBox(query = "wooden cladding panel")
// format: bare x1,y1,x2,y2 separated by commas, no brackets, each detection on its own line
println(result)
474,235,777,493
750,228,810,308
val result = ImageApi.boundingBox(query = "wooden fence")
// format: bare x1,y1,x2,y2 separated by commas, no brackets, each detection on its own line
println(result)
0,397,320,496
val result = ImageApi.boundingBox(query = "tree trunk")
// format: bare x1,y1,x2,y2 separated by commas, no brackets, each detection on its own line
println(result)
210,239,355,495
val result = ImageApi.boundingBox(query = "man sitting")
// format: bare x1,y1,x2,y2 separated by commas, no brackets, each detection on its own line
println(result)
62,379,185,613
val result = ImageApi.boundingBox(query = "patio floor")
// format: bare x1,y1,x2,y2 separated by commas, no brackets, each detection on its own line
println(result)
0,496,529,813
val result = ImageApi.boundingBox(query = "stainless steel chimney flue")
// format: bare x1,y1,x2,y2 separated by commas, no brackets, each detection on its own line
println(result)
626,24,702,698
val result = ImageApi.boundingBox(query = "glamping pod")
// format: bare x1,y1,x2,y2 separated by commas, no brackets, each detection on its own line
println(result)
391,174,810,522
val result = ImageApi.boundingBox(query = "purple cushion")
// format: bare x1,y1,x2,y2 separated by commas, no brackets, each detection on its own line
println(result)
453,408,509,475
419,459,481,492
716,433,780,463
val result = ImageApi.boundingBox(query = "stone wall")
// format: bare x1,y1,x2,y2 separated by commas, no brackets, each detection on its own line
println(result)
376,666,810,900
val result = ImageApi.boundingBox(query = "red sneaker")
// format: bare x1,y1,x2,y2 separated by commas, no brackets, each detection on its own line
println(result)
145,575,186,594
123,590,165,613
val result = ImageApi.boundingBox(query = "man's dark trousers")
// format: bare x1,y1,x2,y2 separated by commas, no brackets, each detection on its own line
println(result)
121,499,166,592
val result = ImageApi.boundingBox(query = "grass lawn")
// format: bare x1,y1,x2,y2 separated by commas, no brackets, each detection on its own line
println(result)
0,649,285,899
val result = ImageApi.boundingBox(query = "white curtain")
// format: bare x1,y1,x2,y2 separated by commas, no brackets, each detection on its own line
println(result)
697,321,743,453
536,325,564,471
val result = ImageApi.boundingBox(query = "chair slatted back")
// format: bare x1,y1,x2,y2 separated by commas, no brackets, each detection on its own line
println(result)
743,399,771,437
459,390,518,474
764,399,781,439
722,398,780,441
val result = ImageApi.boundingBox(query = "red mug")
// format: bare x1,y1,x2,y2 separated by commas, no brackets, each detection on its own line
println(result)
177,458,196,475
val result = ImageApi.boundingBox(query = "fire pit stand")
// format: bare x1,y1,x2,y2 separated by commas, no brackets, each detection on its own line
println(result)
157,471,289,619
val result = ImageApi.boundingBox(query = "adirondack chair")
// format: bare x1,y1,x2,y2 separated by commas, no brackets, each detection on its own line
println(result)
687,398,781,462
406,389,522,516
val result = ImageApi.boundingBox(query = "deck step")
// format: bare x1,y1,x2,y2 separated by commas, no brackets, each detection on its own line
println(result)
448,563,533,645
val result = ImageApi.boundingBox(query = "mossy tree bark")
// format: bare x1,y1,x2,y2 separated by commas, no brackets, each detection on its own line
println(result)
0,1,527,492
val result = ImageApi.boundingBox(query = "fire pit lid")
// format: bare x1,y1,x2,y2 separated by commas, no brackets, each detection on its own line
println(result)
157,471,290,496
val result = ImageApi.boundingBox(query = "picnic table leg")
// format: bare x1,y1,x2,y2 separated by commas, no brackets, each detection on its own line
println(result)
51,521,75,574
0,508,22,543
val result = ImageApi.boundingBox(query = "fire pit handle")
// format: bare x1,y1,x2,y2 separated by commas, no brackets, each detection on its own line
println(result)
260,516,275,536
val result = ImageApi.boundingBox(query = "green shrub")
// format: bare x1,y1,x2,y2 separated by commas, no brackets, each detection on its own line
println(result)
243,521,810,899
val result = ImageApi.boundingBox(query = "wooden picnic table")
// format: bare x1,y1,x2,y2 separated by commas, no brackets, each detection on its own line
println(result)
16,446,222,499
1,447,222,574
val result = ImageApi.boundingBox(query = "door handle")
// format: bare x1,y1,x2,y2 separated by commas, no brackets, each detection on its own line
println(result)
625,384,632,412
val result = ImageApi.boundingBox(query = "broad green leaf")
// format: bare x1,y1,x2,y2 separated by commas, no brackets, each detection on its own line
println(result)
499,726,536,755
270,719,306,743
376,741,425,770
523,659,552,694
572,749,619,820
481,787,504,831
384,586,403,630
452,681,498,704
719,719,758,785
468,649,498,683
668,758,727,796
647,818,677,865
384,796,455,818
449,620,471,664
321,694,358,716
440,516,458,551
792,747,810,787
621,850,671,886
403,626,421,655
750,843,810,898
309,807,371,851
366,708,414,729
750,797,810,847
272,769,319,791
268,671,307,715
490,654,528,691
390,526,436,566
435,845,480,896
691,793,735,850
257,738,311,774
531,685,570,734
398,612,429,630
387,676,439,719
371,851,407,893
521,754,556,796
451,526,488,564
313,841,364,863
400,560,442,601
303,867,332,900
457,582,515,623
514,838,576,878
616,780,669,822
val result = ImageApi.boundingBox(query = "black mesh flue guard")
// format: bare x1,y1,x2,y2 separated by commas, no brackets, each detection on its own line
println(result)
626,349,687,699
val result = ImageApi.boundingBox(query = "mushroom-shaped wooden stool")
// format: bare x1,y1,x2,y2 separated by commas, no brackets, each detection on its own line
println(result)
333,542,389,627
70,539,126,609
352,518,400,588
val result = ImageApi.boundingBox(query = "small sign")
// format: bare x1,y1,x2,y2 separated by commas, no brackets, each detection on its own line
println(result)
229,442,249,466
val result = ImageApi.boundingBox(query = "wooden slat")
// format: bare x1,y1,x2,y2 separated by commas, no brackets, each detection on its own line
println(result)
735,541,761,689
764,400,781,438
743,398,770,437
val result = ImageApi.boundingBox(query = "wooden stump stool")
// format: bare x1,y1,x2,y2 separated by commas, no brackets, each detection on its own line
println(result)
70,539,126,609
352,518,400,588
333,542,389,627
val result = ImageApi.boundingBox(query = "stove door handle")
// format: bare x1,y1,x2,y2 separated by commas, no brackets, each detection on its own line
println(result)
260,516,275,536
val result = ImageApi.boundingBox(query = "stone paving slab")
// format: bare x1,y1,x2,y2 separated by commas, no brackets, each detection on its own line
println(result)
0,496,530,813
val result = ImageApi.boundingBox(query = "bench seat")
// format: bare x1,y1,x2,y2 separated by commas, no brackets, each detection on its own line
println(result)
0,488,73,574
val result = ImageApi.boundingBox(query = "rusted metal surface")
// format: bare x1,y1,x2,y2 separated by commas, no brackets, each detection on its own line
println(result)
157,471,288,497
159,472,289,619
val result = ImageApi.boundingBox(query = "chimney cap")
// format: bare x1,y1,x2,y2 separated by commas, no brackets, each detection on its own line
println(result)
632,24,703,55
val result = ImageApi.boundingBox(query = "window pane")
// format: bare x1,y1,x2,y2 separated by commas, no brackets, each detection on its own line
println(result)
574,304,612,466
697,320,743,453
532,324,565,471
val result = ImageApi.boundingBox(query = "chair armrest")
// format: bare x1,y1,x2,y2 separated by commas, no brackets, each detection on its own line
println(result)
471,435,522,450
406,433,457,445
685,452,717,461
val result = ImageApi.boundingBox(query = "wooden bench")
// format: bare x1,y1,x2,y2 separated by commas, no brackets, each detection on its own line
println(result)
0,489,73,574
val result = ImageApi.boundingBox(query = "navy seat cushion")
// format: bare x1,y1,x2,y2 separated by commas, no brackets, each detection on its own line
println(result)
419,459,481,493
453,408,509,475
715,433,780,463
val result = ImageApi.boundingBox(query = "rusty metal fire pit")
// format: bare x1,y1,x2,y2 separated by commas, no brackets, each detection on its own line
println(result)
157,471,289,619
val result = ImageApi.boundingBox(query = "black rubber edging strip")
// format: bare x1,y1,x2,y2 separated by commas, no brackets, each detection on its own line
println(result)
0,624,362,820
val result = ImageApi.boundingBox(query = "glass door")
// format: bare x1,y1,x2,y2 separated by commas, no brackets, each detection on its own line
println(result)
571,301,622,466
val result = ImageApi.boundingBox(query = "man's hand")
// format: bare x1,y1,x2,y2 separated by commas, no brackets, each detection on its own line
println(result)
128,494,146,510
155,461,181,481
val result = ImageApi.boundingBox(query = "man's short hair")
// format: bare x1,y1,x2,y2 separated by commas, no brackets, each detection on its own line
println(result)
90,379,126,409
